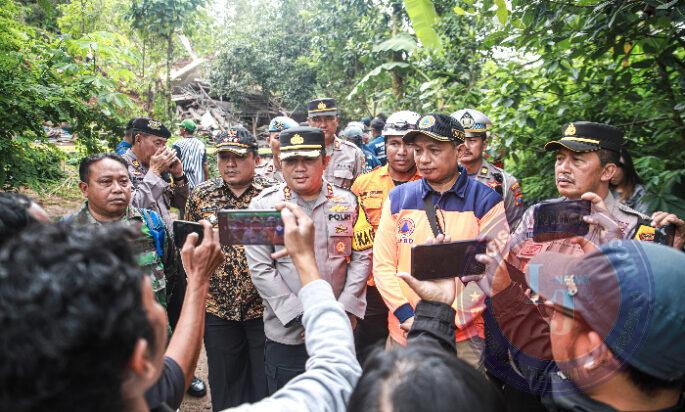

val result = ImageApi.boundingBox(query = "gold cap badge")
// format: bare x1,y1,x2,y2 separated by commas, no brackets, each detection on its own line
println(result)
419,115,436,129
317,101,327,110
148,120,162,130
291,134,304,145
565,123,576,136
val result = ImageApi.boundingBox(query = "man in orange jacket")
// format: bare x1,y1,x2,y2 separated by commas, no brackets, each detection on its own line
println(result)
351,110,423,361
373,113,509,368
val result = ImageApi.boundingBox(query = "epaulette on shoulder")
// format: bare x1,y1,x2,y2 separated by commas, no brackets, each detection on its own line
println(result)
253,175,278,190
617,201,650,220
254,183,284,199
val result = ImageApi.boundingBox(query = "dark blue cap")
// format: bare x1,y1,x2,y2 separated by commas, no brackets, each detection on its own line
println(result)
527,240,685,381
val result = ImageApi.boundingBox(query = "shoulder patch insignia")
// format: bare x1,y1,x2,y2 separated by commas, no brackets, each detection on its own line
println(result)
633,224,656,242
518,241,543,258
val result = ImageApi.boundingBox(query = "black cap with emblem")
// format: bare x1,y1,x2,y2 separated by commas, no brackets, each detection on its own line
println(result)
130,117,171,139
403,113,465,144
215,127,258,155
307,98,338,117
279,126,325,160
545,121,623,153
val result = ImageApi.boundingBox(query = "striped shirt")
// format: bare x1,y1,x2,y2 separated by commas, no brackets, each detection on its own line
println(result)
172,136,206,188
373,166,510,345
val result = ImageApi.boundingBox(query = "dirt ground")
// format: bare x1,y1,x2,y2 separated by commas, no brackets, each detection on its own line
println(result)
30,160,213,412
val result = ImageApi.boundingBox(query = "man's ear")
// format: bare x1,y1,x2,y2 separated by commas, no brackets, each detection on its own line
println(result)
570,329,609,371
456,143,467,159
600,163,618,183
78,181,88,197
323,154,331,169
121,338,157,397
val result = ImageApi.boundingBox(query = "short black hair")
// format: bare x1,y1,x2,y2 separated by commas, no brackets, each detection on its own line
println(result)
371,118,385,131
0,223,156,412
625,364,685,397
597,148,620,167
79,153,129,183
348,344,505,412
0,192,38,248
124,119,135,138
616,147,643,187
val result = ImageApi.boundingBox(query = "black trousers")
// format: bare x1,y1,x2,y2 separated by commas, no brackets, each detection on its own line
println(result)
264,339,308,395
354,285,389,364
204,314,267,411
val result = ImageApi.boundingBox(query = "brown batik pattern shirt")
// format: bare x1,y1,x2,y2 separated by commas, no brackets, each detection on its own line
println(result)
185,176,274,321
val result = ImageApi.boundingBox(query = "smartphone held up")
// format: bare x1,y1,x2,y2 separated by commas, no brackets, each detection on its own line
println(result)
410,239,488,281
533,199,591,242
218,209,285,245
173,210,285,247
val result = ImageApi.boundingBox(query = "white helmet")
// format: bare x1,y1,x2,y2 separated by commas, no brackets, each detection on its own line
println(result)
383,111,421,136
450,109,492,137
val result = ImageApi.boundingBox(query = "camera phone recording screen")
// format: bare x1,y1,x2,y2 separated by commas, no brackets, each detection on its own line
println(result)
218,210,285,245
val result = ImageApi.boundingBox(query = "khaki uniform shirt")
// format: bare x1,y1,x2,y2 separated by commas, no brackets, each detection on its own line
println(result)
255,158,285,183
325,137,366,189
185,176,275,321
245,180,373,345
122,149,189,230
510,192,649,272
469,160,524,231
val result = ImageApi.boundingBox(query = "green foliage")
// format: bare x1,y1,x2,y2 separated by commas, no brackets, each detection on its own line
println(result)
0,0,135,188
403,0,442,51
127,0,207,119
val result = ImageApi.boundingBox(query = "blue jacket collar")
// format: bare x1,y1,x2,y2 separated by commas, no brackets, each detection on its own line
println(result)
420,165,469,199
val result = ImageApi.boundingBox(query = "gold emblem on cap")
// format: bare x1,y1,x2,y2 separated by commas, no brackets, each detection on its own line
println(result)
148,120,162,130
419,115,436,129
565,123,576,136
317,101,327,110
291,134,304,145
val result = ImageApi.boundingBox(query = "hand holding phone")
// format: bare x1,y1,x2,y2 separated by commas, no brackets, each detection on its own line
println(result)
173,220,205,249
398,234,458,305
410,239,487,281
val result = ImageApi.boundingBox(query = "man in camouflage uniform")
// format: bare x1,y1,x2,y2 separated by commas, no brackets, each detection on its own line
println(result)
245,126,372,394
451,109,524,230
256,116,299,183
307,98,365,189
122,117,189,230
185,127,274,410
64,153,177,307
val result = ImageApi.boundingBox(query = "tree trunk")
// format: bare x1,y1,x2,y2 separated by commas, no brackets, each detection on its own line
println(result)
166,34,174,121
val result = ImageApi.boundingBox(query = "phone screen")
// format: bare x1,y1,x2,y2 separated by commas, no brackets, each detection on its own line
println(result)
410,240,487,281
533,199,591,242
218,209,285,245
173,220,205,249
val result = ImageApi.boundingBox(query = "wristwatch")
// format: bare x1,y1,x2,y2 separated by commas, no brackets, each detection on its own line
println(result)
173,174,187,183
284,314,303,328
